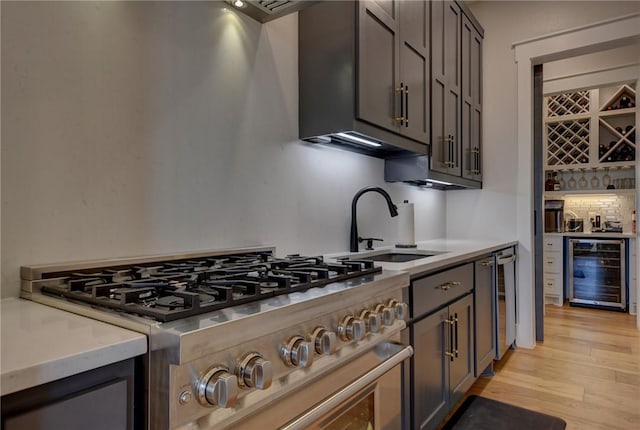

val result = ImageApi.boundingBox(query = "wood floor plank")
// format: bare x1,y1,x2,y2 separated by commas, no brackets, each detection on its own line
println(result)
459,304,640,430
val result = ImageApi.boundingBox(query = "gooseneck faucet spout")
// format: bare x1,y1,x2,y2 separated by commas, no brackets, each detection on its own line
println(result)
350,187,399,252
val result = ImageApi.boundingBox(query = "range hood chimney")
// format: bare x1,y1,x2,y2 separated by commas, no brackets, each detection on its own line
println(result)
226,0,317,23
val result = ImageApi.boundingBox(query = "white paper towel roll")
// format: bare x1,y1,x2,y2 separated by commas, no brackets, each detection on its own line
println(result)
396,201,416,248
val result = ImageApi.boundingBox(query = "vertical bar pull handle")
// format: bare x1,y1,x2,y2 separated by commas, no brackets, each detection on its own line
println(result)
395,83,405,125
405,85,409,127
453,314,459,358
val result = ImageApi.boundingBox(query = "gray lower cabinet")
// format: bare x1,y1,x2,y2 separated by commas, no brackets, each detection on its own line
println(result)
1,358,141,430
413,293,474,430
474,255,496,376
409,263,475,430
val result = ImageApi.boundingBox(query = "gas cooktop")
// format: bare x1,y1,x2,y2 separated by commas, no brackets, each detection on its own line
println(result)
21,248,380,322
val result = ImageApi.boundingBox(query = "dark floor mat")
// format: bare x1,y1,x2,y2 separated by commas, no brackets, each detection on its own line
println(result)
441,395,567,430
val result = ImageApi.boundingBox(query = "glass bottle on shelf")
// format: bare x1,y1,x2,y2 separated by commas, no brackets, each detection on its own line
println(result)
553,172,561,191
545,172,555,191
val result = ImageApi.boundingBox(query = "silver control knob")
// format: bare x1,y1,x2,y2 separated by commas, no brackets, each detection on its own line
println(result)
338,315,366,341
388,299,409,322
237,352,273,390
280,336,314,368
374,303,396,326
310,326,337,356
359,309,382,334
196,366,238,408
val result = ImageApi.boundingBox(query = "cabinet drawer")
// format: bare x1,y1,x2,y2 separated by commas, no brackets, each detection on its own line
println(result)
543,236,563,251
412,263,473,317
543,253,562,274
543,275,561,294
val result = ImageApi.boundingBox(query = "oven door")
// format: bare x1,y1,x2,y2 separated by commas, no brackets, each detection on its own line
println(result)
229,342,412,430
281,343,413,430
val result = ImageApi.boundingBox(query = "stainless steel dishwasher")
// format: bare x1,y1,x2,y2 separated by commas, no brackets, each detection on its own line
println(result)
495,247,516,360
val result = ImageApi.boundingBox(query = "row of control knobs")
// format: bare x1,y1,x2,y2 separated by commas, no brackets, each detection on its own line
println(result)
192,299,408,409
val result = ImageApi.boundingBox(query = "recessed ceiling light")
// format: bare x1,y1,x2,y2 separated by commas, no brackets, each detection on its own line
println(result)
232,0,246,8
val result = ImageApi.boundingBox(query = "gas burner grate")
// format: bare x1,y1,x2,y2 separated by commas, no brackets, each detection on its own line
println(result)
39,251,381,322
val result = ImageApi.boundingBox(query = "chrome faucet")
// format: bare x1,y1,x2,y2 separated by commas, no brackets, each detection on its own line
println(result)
350,187,399,252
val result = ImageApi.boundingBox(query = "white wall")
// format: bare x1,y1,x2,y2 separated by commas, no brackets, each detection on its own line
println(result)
0,1,446,298
447,1,640,241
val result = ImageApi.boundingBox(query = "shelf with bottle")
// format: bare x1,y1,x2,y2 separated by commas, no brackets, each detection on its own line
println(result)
544,166,635,195
599,84,636,112
598,83,636,164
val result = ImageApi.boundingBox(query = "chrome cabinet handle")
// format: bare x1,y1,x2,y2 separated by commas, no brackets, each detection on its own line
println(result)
480,259,494,267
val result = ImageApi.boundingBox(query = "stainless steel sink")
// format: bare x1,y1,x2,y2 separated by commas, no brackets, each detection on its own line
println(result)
339,250,447,263
363,253,439,262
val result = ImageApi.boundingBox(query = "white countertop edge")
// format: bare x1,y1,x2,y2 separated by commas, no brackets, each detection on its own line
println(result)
1,298,148,396
326,238,518,277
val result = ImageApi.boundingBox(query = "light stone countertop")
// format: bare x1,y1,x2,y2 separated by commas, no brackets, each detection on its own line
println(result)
1,298,147,396
326,238,518,277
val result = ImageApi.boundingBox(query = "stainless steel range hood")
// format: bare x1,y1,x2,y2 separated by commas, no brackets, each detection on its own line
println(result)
227,0,317,22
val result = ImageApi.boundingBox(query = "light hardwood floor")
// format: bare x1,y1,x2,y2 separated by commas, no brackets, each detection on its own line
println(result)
465,305,640,429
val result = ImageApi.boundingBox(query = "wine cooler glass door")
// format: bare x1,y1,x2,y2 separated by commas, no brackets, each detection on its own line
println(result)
568,238,626,310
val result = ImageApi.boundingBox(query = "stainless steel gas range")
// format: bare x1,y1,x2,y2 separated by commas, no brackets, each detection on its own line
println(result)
21,246,412,429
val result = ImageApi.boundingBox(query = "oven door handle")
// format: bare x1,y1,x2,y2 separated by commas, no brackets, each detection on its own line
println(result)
279,344,414,430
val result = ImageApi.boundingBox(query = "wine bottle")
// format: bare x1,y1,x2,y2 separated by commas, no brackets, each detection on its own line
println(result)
620,96,630,108
545,172,554,191
553,172,561,191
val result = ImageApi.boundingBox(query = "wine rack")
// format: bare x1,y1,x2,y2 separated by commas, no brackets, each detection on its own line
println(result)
546,119,590,166
598,84,636,164
546,90,590,117
544,83,637,179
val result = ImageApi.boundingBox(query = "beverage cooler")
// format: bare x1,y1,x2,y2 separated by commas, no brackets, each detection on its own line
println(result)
568,238,627,311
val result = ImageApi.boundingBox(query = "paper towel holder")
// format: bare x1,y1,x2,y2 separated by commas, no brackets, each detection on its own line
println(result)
395,200,417,248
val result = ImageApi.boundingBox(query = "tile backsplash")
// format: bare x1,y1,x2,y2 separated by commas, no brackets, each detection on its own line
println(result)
562,194,636,233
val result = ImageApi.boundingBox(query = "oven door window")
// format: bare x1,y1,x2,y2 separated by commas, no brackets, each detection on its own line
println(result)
323,389,375,430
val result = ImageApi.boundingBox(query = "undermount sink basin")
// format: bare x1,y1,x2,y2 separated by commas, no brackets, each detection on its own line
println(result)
339,250,447,263
363,253,438,262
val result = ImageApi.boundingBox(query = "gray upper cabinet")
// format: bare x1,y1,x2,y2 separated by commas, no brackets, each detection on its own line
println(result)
431,0,461,177
462,15,483,182
299,0,429,157
430,0,483,187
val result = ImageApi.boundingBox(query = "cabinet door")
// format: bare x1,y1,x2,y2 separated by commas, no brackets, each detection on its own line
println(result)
358,0,401,134
399,0,429,144
412,308,449,430
461,16,483,182
431,0,461,176
474,257,495,376
449,293,474,407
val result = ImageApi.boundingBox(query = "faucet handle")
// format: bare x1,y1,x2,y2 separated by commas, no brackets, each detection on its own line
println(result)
358,237,383,251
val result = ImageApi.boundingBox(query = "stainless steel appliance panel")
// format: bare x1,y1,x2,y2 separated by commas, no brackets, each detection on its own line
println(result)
544,200,564,233
495,248,516,360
